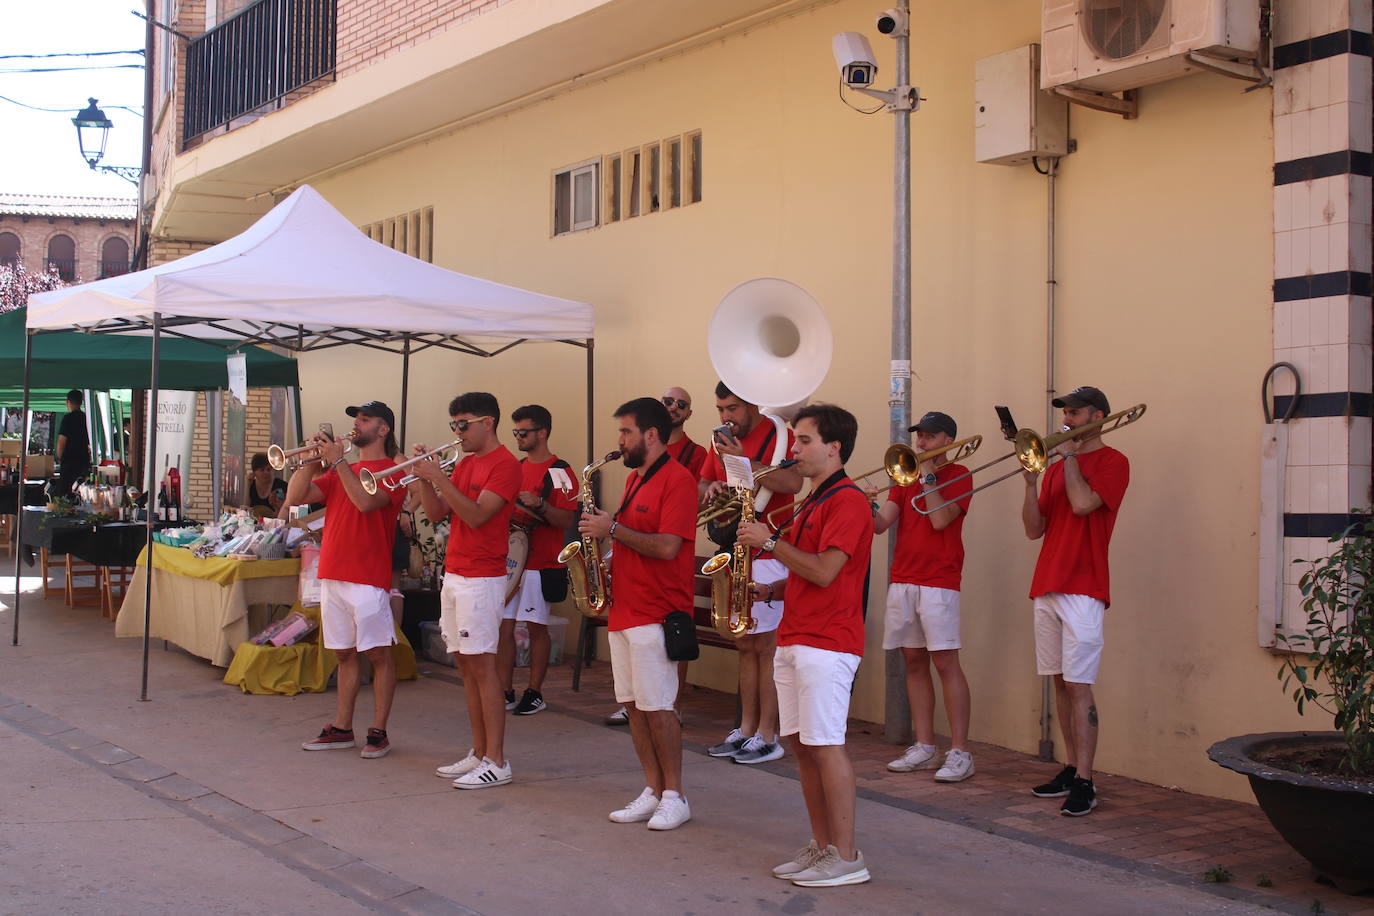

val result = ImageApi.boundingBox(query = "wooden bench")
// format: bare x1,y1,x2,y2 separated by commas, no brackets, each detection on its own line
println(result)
571,553,739,692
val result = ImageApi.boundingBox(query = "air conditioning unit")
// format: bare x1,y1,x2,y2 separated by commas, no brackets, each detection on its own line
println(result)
1042,0,1261,94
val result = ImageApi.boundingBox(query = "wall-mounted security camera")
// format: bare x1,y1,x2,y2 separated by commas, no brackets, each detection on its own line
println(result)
832,31,879,89
875,8,909,37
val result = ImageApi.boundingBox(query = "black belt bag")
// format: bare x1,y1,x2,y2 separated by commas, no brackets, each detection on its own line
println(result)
662,610,699,661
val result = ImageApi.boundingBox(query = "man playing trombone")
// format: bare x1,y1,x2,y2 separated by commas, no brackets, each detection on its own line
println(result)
869,411,976,783
412,392,522,790
292,401,408,760
1022,386,1131,817
700,381,802,764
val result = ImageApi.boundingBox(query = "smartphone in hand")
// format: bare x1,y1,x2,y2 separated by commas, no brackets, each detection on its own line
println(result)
994,406,1017,441
712,424,737,446
318,422,334,442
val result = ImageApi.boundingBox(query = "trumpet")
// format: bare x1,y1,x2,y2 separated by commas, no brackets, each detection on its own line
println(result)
913,404,1146,515
762,435,984,528
697,459,799,526
359,439,462,495
266,430,359,471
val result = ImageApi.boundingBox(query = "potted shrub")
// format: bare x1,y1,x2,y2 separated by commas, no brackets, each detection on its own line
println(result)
1208,513,1374,892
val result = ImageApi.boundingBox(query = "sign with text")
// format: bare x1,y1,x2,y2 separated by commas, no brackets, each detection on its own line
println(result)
145,390,196,514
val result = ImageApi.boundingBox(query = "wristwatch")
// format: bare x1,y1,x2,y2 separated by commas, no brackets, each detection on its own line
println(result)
762,535,778,553
922,472,938,486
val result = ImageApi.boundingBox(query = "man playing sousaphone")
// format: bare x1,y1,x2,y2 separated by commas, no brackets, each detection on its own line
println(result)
699,381,803,764
498,404,577,716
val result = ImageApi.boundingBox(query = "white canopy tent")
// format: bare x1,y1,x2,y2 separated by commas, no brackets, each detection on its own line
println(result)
17,185,597,697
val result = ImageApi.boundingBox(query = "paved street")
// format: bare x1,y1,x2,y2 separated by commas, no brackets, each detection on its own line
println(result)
0,574,1320,914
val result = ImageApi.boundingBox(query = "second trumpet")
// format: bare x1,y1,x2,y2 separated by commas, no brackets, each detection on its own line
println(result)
266,430,359,471
359,440,462,494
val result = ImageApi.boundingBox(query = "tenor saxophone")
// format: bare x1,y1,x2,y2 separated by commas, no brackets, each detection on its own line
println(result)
701,485,758,639
558,450,622,617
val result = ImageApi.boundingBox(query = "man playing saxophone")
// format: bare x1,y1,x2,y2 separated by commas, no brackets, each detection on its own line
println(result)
577,397,698,831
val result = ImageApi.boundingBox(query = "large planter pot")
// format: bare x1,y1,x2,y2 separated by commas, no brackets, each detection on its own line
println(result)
1208,732,1374,893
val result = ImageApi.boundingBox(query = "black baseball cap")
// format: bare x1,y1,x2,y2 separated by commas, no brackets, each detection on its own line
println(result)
909,411,957,438
345,400,396,430
1052,386,1110,415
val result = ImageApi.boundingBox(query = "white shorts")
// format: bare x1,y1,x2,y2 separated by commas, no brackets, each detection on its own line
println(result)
883,583,961,651
774,644,860,746
747,557,786,635
502,569,550,625
320,579,396,652
440,573,505,656
1033,592,1105,684
609,624,679,712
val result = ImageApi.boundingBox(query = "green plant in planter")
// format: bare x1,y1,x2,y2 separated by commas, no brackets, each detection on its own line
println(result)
1277,512,1374,777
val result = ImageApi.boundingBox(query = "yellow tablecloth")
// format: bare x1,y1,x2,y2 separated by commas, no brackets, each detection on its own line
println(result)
223,603,418,696
116,545,300,666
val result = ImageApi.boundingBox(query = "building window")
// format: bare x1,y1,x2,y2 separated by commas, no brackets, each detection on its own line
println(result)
46,234,76,281
99,237,131,278
553,161,598,236
645,142,662,214
667,137,682,210
361,207,434,262
687,130,703,204
159,0,175,100
0,232,18,268
626,149,642,219
603,154,622,224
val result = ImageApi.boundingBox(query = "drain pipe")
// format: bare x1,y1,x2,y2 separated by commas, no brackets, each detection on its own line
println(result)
1039,155,1059,762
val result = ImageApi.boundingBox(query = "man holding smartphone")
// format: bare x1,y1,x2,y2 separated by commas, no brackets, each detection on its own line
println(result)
700,381,803,765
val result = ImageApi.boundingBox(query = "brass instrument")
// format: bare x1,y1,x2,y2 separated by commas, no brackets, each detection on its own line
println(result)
558,450,622,617
266,430,359,471
701,484,761,639
359,439,462,495
914,404,1147,515
697,459,798,526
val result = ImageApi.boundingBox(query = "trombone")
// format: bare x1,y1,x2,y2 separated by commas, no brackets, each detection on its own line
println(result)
359,439,463,495
913,404,1146,515
266,430,359,471
762,435,983,528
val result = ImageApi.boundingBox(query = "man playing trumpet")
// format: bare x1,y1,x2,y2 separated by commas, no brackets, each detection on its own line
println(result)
291,401,408,759
869,411,976,782
412,392,522,790
700,381,802,764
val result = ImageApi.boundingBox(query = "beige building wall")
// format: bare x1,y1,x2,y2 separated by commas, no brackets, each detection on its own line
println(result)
265,1,1297,800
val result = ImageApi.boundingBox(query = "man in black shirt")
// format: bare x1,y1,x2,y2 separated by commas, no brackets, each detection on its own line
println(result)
54,389,91,498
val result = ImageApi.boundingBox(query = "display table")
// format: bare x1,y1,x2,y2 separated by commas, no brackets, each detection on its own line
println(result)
0,481,46,515
223,603,418,696
20,508,182,567
115,544,300,666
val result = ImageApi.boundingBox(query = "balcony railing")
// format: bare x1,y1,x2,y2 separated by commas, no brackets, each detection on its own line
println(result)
183,0,336,145
44,258,76,281
98,260,132,279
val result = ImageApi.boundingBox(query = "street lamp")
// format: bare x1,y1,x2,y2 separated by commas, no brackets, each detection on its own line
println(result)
72,98,141,185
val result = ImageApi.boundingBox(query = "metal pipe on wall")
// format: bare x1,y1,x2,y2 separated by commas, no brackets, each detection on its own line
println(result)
1039,156,1059,761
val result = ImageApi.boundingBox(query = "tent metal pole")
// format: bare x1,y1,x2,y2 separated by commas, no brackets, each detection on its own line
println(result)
584,339,594,469
399,335,411,448
10,331,34,647
140,312,162,701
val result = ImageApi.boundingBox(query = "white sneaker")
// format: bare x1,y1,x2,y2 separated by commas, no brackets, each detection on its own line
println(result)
608,787,660,823
452,757,512,789
887,743,939,772
934,748,975,783
435,749,480,778
772,840,823,879
605,706,629,726
647,791,691,830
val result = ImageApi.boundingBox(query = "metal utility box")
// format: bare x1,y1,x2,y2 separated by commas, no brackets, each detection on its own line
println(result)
975,44,1069,166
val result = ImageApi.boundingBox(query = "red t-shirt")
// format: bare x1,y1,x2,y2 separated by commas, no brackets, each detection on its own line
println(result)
777,476,874,657
1029,446,1130,606
511,454,579,571
316,459,407,590
607,457,698,631
701,417,796,521
888,462,972,590
442,446,521,577
665,435,707,478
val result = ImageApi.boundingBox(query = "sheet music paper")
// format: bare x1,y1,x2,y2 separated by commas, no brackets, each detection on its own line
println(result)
722,454,755,489
548,467,574,493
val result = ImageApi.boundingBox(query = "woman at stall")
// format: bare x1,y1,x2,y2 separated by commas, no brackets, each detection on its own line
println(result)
248,452,287,518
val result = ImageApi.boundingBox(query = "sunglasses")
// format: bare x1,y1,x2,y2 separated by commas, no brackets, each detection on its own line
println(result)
449,416,492,433
511,427,546,439
661,397,690,410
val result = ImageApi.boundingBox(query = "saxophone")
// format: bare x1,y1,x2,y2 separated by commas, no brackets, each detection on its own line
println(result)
701,484,758,639
558,450,622,617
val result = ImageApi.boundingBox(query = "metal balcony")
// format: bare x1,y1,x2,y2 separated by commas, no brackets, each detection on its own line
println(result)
183,0,336,145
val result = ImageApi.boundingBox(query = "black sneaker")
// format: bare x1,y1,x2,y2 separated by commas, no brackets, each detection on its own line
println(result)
504,690,518,711
513,688,546,716
1060,777,1097,816
1031,764,1077,798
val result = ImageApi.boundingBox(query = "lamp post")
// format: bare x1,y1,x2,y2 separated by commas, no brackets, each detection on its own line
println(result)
832,4,920,744
72,98,141,185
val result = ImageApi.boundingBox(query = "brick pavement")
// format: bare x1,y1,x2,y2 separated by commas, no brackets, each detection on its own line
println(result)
538,652,1374,915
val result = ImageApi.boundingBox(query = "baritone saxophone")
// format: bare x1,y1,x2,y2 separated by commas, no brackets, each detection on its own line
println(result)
558,450,622,617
